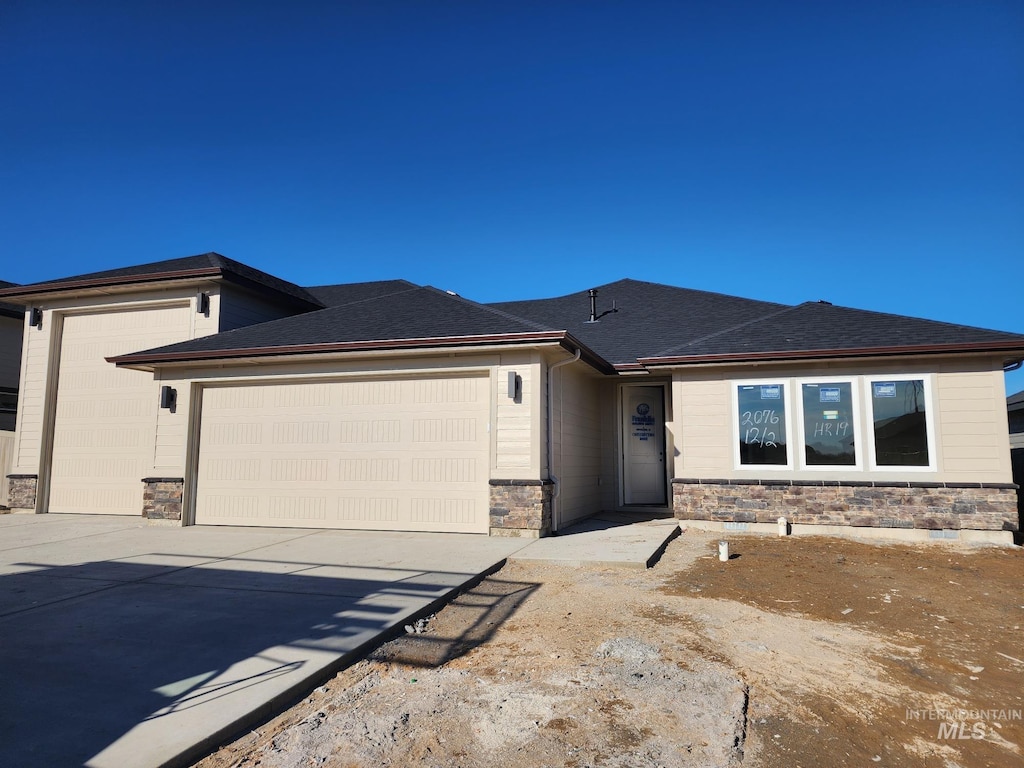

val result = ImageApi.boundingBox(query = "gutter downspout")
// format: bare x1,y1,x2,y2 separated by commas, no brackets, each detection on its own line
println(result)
546,346,581,534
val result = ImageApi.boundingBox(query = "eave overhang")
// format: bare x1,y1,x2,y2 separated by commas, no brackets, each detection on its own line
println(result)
637,340,1024,368
108,330,616,375
0,267,321,311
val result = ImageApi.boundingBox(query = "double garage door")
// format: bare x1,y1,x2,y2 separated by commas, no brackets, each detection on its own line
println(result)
194,375,491,533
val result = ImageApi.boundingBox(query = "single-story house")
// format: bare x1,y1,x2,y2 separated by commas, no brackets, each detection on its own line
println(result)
1010,389,1024,534
1,253,1022,543
0,282,23,433
0,283,23,508
1009,390,1024,450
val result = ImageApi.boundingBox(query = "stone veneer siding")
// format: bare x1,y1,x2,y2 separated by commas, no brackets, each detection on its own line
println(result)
489,479,553,537
6,474,38,510
142,477,184,521
673,479,1019,532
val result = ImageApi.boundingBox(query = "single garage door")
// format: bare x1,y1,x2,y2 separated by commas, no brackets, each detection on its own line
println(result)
194,375,491,533
49,305,193,514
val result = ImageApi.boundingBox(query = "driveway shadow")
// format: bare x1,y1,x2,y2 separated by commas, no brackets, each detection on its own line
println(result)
0,554,534,767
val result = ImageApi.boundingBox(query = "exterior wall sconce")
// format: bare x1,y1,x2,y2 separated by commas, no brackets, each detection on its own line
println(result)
507,371,522,401
29,308,43,329
197,292,210,315
159,385,177,410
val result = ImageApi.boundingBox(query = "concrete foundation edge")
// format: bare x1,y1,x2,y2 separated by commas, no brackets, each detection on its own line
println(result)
679,519,1015,546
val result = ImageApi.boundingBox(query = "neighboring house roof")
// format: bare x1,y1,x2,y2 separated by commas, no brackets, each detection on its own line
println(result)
490,279,787,367
0,252,322,311
640,301,1024,365
1009,389,1024,411
0,280,22,319
108,285,610,370
304,279,420,307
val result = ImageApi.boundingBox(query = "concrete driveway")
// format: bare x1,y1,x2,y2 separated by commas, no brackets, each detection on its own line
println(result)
0,514,530,768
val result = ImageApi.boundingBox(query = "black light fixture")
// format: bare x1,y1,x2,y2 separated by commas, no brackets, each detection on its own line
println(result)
159,386,177,409
29,308,42,329
507,371,522,401
197,292,210,315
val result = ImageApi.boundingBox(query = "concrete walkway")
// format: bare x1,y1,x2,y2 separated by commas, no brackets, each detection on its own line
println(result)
513,513,680,569
0,512,677,768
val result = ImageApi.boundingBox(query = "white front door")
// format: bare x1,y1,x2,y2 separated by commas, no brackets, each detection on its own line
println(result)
621,385,667,505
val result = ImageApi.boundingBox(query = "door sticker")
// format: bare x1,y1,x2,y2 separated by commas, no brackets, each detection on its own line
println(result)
631,403,655,441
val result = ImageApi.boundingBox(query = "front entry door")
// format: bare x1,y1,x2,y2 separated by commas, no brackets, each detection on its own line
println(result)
622,385,667,505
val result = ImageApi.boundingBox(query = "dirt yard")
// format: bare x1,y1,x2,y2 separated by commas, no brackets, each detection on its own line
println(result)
195,530,1023,768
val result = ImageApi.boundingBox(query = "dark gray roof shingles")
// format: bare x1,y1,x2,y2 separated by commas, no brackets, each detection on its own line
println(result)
0,280,21,318
304,280,420,307
490,279,787,365
647,301,1024,360
115,286,557,361
0,252,321,309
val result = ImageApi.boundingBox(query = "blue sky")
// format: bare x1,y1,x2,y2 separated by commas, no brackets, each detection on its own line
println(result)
3,1,1023,392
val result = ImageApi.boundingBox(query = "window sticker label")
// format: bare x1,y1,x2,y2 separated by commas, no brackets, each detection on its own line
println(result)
760,385,781,400
631,403,655,441
874,382,897,398
819,387,841,403
823,410,839,420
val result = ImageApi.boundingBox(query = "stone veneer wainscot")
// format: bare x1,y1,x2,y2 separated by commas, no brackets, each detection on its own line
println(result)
6,474,38,510
489,479,553,537
142,477,184,521
672,478,1019,532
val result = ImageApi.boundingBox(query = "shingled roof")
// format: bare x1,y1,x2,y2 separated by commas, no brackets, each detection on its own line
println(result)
490,279,786,367
8,252,1020,371
0,252,322,310
304,279,420,307
0,280,22,319
640,301,1024,365
108,285,591,368
1009,389,1024,410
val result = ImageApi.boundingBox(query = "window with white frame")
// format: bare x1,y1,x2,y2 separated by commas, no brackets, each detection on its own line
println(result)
734,375,935,472
867,378,933,468
736,382,789,466
799,380,858,467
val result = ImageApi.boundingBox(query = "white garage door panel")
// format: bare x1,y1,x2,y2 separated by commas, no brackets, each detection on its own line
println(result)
195,376,490,533
49,305,193,515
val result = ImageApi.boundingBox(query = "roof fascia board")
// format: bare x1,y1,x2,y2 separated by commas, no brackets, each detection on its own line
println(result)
109,330,617,375
638,342,1024,367
0,267,320,311
0,268,227,303
112,337,593,374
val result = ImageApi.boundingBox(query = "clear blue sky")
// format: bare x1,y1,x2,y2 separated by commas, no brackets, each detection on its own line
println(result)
3,1,1023,391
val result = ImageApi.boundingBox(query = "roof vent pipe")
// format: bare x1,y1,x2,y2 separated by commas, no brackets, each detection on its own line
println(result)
587,289,598,323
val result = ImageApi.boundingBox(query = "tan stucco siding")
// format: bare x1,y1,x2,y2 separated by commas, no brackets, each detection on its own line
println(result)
550,363,603,527
10,287,217,479
218,284,303,332
673,374,732,478
493,350,542,479
670,357,1013,484
935,367,1010,481
13,309,53,473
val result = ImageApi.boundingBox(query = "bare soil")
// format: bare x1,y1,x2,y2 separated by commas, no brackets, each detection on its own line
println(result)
195,530,1023,768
